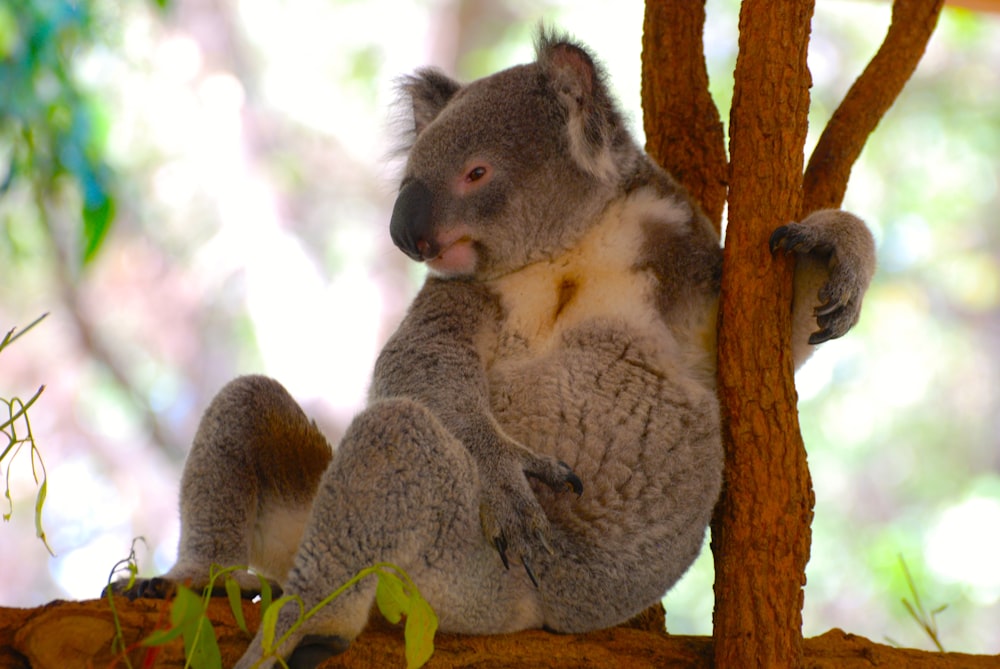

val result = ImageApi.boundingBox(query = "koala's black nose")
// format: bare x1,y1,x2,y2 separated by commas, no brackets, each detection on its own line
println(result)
389,179,437,261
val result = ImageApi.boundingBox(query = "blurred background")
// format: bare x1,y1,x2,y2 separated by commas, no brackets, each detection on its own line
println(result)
1,0,998,654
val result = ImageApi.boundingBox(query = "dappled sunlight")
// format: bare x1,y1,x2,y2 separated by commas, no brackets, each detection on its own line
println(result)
926,495,1000,604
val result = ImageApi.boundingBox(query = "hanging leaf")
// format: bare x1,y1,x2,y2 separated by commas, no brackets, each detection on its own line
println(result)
225,576,249,634
374,570,409,625
33,473,54,555
260,595,299,655
143,585,201,647
184,615,222,669
403,596,438,669
257,575,274,613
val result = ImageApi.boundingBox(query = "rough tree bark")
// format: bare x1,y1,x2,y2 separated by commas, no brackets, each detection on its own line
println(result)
644,0,945,667
714,1,817,666
641,0,727,231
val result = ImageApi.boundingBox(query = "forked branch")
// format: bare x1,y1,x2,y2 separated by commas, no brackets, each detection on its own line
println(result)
802,0,945,212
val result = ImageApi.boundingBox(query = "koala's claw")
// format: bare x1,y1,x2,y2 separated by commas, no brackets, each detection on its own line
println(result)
769,225,806,255
815,293,849,317
560,463,584,496
494,535,511,570
769,225,792,253
522,557,540,589
536,528,555,555
526,459,584,496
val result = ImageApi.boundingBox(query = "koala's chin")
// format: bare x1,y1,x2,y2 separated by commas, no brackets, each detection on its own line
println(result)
426,237,477,276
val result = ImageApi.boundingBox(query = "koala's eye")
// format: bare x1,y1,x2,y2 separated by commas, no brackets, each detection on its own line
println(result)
466,166,488,182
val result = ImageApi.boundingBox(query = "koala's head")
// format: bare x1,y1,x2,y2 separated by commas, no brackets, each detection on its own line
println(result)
390,31,642,280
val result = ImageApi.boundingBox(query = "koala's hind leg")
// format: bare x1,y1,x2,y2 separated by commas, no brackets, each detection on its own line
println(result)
235,397,535,669
114,375,332,598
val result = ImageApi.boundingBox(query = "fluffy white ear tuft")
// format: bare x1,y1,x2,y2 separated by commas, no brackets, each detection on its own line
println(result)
536,32,620,185
400,68,462,137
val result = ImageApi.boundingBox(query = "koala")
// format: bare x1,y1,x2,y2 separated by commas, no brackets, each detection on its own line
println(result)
111,31,875,669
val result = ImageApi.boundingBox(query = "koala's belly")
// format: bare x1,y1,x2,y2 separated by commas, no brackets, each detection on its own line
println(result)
487,319,721,550
489,320,717,484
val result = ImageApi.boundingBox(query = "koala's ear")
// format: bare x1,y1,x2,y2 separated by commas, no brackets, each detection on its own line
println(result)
400,68,462,136
536,31,621,185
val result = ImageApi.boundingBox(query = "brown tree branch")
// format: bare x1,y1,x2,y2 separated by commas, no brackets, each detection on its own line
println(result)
4,599,999,668
713,1,816,668
641,0,728,231
802,0,945,212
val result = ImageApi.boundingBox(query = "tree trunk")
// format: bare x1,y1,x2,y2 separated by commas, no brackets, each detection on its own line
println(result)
712,1,816,666
641,0,945,667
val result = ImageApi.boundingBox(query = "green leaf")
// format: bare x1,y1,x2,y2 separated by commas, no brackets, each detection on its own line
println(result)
260,595,298,654
0,4,18,59
374,571,408,625
225,576,249,634
33,475,55,556
82,193,114,264
403,596,438,669
143,585,201,647
185,615,222,669
142,614,191,647
257,575,273,613
143,620,188,647
171,585,203,626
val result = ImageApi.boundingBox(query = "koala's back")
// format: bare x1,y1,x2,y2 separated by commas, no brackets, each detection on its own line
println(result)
484,186,724,590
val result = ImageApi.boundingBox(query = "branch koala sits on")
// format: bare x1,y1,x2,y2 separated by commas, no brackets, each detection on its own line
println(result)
111,31,875,669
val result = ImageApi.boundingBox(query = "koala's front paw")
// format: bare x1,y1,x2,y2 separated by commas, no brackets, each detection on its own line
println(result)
770,209,875,344
477,446,582,586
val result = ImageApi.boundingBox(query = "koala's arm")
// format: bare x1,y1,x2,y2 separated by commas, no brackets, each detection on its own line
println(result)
370,277,581,580
771,208,877,366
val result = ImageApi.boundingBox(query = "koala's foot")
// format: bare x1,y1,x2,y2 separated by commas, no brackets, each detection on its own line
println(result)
478,446,583,587
104,576,178,600
770,210,875,344
288,634,351,669
104,569,282,601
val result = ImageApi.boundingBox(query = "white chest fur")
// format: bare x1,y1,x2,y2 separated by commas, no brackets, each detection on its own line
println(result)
486,188,690,358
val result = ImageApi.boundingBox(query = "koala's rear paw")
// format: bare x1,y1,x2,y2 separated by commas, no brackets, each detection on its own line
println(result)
479,449,582,586
288,634,351,669
104,576,178,600
771,210,875,344
104,570,282,601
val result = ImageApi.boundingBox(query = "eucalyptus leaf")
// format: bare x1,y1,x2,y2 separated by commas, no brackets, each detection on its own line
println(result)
403,596,438,669
225,576,249,634
374,571,409,625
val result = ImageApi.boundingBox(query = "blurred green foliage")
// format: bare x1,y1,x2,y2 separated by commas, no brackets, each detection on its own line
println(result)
0,0,166,266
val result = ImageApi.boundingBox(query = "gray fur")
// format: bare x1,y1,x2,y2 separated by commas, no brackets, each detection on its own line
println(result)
111,30,875,668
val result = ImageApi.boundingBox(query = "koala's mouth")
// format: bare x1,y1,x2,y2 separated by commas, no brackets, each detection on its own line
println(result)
426,233,476,276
